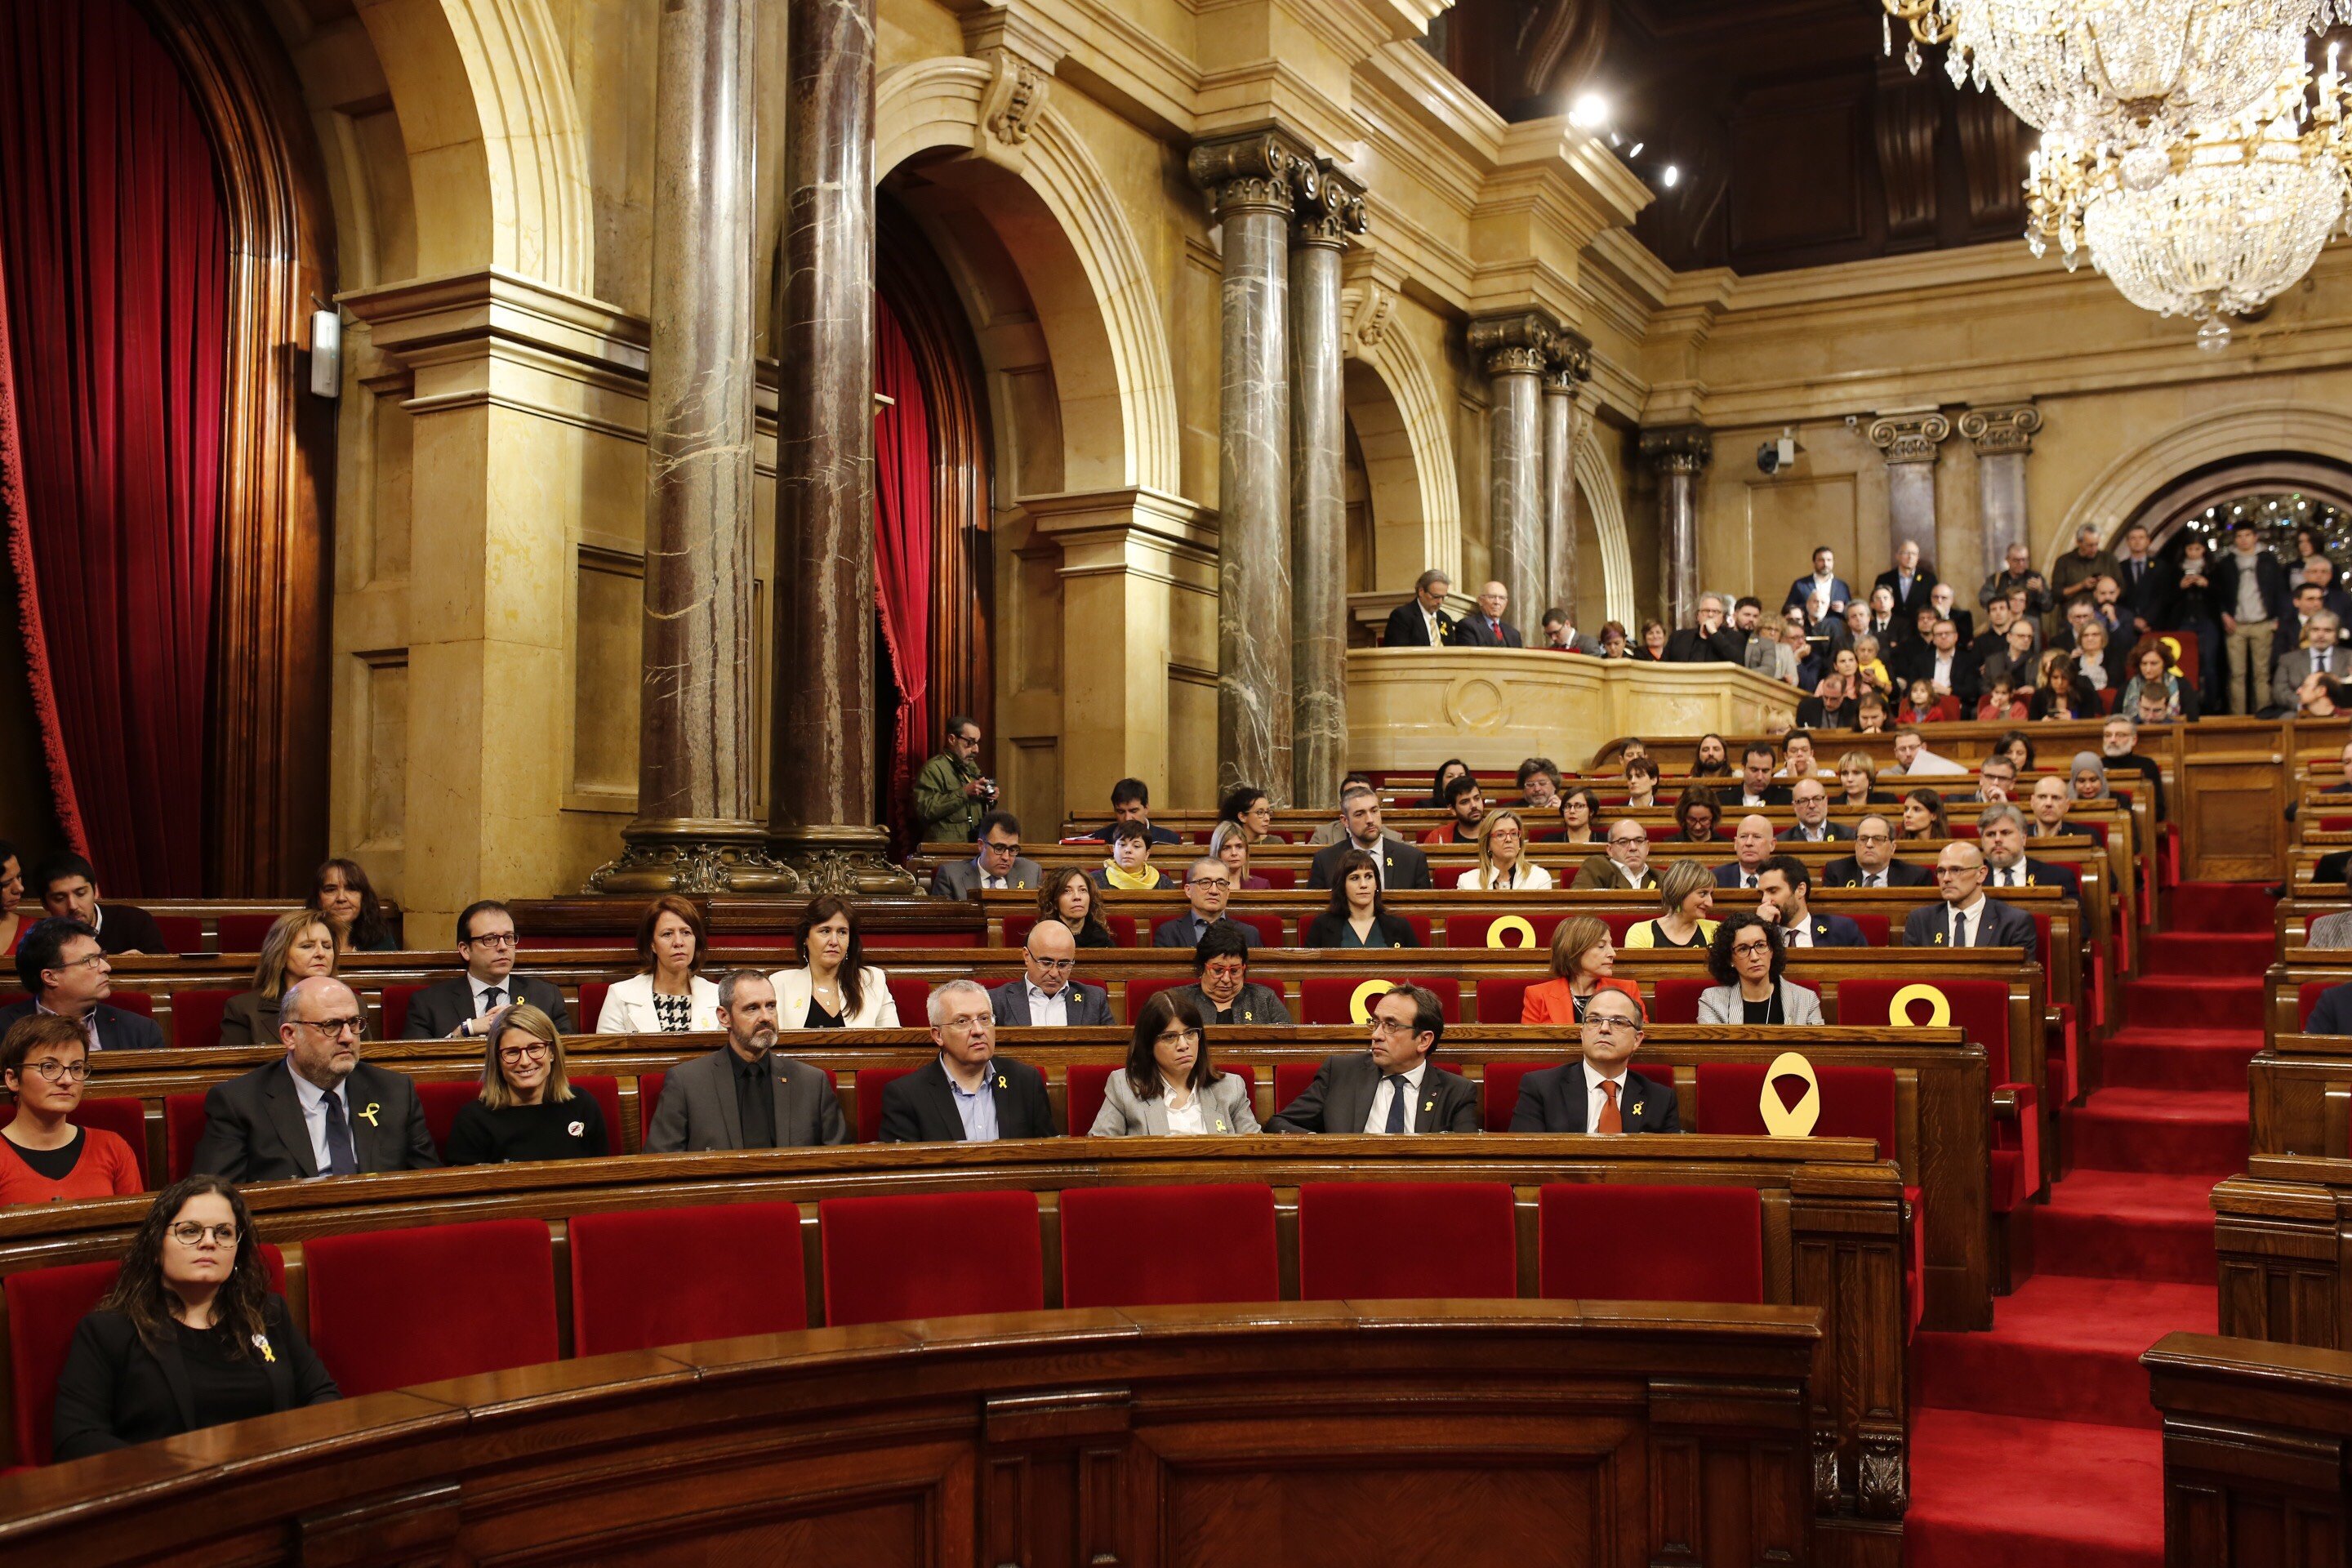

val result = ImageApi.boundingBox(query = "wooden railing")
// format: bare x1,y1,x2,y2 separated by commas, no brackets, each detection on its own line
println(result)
2145,1331,2352,1567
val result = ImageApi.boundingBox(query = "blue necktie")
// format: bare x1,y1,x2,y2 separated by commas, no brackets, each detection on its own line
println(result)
322,1091,359,1176
1383,1076,1408,1134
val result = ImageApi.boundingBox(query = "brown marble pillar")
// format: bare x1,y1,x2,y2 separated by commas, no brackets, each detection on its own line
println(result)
1542,336,1592,620
591,0,793,893
1640,425,1712,629
1866,411,1953,576
1958,404,2042,583
1288,160,1364,812
1191,131,1311,803
1467,312,1559,632
767,0,910,891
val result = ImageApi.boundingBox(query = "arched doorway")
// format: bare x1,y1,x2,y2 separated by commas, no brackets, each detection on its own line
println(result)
2123,455,2352,560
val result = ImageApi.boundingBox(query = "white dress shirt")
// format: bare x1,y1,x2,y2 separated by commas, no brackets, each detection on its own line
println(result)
1619,862,1650,889
1945,894,1988,947
1784,917,1814,948
1351,835,1388,888
1583,1060,1631,1134
286,1058,354,1177
970,856,1013,890
469,975,511,1016
1165,1094,1207,1136
1989,862,2030,889
1024,981,1070,1027
1363,1060,1430,1133
1933,652,1955,688
1856,869,1888,888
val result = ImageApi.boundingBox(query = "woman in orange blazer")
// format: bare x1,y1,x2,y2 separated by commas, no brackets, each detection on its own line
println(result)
1520,915,1646,1025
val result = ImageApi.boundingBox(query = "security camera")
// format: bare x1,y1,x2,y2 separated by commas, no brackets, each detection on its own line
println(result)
1756,430,1798,475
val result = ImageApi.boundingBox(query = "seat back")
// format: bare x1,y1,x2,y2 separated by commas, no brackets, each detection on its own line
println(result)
1273,1061,1320,1118
1297,1182,1517,1301
1474,976,1535,1024
149,915,203,953
1692,1063,1900,1160
1059,1185,1277,1308
169,988,229,1050
567,1076,626,1155
417,1080,481,1157
636,1072,666,1141
577,981,611,1033
379,983,421,1039
1838,976,2014,1082
819,1191,1042,1326
1298,976,1459,1026
1650,977,1713,1025
1442,911,1570,952
1538,1184,1764,1304
568,1203,808,1356
1844,912,1892,945
305,1219,557,1396
100,990,153,1019
163,1092,208,1183
215,912,283,953
853,1067,916,1144
1480,1063,1541,1133
2300,980,2338,1031
69,1098,149,1187
886,976,929,1027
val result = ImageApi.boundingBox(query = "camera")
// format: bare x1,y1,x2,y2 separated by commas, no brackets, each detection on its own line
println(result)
1756,429,1799,475
978,777,999,801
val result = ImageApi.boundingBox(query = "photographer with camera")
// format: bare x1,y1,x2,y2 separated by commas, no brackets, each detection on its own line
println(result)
913,715,996,844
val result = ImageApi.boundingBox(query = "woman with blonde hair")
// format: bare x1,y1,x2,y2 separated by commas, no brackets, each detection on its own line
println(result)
1456,808,1551,890
219,911,341,1046
1624,858,1719,950
595,894,720,1032
445,1004,609,1165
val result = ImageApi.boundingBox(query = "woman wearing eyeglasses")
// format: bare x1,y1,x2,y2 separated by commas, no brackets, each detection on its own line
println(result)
770,895,901,1029
51,1174,338,1459
444,1004,609,1165
0,1015,142,1205
1087,990,1259,1136
219,911,342,1046
1697,913,1824,1025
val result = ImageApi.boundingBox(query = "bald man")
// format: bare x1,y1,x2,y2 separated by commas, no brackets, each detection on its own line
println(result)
1714,815,1780,889
1901,840,2038,957
1455,581,1524,648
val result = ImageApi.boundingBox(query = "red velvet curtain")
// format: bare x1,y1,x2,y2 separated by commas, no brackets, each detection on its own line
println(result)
0,0,228,895
874,295,934,850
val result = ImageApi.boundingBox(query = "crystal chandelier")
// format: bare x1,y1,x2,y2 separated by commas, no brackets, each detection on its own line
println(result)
2025,60,2352,347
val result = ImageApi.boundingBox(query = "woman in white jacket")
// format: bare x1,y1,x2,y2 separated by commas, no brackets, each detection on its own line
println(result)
595,894,722,1033
770,894,902,1029
1454,809,1552,891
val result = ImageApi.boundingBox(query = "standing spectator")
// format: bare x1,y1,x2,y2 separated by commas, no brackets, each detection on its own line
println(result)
2215,519,2289,714
1782,546,1855,617
912,715,993,844
1630,619,1671,661
1874,540,1936,624
2050,526,2113,624
1666,595,1737,662
2163,535,2225,710
1979,541,2051,617
2111,523,2168,635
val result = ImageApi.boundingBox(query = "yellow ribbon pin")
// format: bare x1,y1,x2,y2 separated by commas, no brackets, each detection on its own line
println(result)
996,1075,1007,1089
1348,979,1391,1026
1757,1051,1822,1138
1886,983,1952,1027
1214,1120,1227,1132
1628,1102,1643,1117
1486,915,1537,951
358,1103,381,1128
252,1334,275,1364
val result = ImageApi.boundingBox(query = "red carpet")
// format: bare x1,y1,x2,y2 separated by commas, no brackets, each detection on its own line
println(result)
1907,880,2259,1566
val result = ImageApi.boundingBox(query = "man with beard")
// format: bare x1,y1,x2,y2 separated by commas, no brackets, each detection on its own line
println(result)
644,969,849,1150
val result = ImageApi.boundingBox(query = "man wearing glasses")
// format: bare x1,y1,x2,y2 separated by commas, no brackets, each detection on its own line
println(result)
193,975,439,1180
1268,984,1477,1134
399,899,575,1038
0,918,165,1051
1570,820,1659,890
1152,858,1264,950
1820,814,1931,888
928,810,1040,898
988,918,1112,1026
1508,991,1681,1133
1903,841,2038,958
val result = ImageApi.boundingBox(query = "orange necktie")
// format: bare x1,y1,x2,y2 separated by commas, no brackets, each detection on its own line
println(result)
1597,1080,1623,1134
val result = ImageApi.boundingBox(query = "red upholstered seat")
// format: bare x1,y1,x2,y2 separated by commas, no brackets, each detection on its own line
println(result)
566,1076,626,1155
1473,976,1535,1023
853,1067,916,1144
1258,867,1298,890
1065,1063,1256,1137
1442,911,1570,951
163,1092,208,1183
1059,1185,1278,1307
1298,976,1459,1026
2320,815,2352,835
1650,977,1712,1025
1273,1061,1319,1116
2300,980,2338,1030
99,990,152,1019
379,983,421,1039
887,976,930,1027
1838,974,2038,1209
169,988,228,1050
215,912,281,952
149,915,203,953
1297,1182,1517,1301
1597,910,1647,942
819,1190,1043,1326
417,1080,480,1156
1539,1184,1764,1304
636,1072,666,1143
1842,912,1891,945
1000,913,1137,947
577,981,610,1032
1122,976,1189,1022
1147,913,1285,949
69,1098,148,1187
864,925,980,948
1480,1062,1541,1132
305,1220,557,1396
568,1202,807,1356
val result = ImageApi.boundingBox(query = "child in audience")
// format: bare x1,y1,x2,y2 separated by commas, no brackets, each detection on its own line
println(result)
1851,635,1893,700
1899,678,1959,725
1976,678,2029,722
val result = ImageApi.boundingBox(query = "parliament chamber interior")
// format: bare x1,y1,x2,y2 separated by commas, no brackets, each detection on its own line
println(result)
7,0,2352,1561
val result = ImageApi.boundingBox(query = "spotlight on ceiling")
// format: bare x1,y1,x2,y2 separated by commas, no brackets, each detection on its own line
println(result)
1627,141,1644,158
1570,92,1609,130
1660,163,1682,189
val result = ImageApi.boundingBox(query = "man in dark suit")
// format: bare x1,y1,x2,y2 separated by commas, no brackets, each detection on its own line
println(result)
1715,816,1779,890
399,900,575,1038
1793,674,1853,732
1383,568,1458,647
644,971,848,1151
1508,987,1678,1133
928,811,1042,898
1778,778,1853,844
2110,523,2172,636
1976,804,2081,902
33,854,167,956
1820,815,1932,889
1268,984,1477,1134
1454,581,1525,648
1902,843,2038,960
1083,779,1184,844
1665,595,1740,663
1756,858,1866,947
191,977,439,1181
1926,581,1975,648
0,919,167,1052
1873,540,1937,625
1894,618,1982,706
1732,744,1792,808
1307,786,1433,890
1152,858,1264,950
2307,979,2352,1036
1783,546,1856,618
879,979,1056,1141
991,920,1114,1026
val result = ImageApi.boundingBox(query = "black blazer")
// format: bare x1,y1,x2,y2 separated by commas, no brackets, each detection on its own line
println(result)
399,973,575,1038
1268,1053,1478,1134
1383,602,1456,647
1731,786,1793,808
1792,697,1851,730
877,1055,1056,1142
1776,822,1855,843
1893,643,1983,703
1903,898,2039,960
1986,858,2081,902
2309,982,2352,1036
1873,568,1940,622
1508,1064,1680,1134
1302,911,1421,949
1714,862,1773,889
190,1058,440,1182
52,1296,339,1460
1306,837,1432,891
91,903,169,956
0,999,163,1053
1820,856,1932,889
1664,626,1736,664
1454,614,1524,648
1152,913,1263,949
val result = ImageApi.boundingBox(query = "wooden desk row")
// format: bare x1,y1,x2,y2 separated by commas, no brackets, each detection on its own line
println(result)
2145,1331,2352,1568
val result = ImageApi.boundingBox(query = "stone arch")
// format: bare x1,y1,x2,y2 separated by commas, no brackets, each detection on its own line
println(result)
347,0,592,294
874,58,1179,496
2056,403,2352,565
1342,318,1461,583
1575,430,1636,625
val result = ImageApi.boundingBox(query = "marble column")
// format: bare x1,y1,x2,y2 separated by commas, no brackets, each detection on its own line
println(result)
1542,337,1592,619
1467,312,1557,630
1958,404,2042,581
1866,411,1954,572
767,0,910,892
1191,131,1310,802
590,0,791,894
1640,425,1712,629
1288,160,1363,813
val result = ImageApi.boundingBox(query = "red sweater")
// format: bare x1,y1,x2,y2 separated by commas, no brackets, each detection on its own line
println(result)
0,1127,142,1205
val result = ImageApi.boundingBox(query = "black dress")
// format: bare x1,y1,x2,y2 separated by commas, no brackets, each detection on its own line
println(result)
51,1297,339,1459
804,998,844,1028
443,1095,611,1165
173,1321,277,1432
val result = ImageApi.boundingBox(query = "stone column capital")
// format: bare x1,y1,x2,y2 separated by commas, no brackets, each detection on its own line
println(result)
1467,310,1563,378
1293,159,1367,250
1189,129,1315,220
1866,411,1953,466
1639,424,1713,474
1544,332,1592,394
1957,403,2042,456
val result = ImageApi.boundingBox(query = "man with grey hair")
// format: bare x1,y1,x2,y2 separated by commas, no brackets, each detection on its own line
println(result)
1976,803,2080,901
2051,523,2113,626
644,969,846,1151
1456,580,1524,647
1152,857,1264,950
1667,594,1736,663
879,979,1054,1143
1383,568,1457,647
2275,609,2345,713
192,976,439,1181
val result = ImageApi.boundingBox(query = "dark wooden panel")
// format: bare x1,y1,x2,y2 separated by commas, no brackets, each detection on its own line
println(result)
2146,1333,2352,1568
1727,77,1864,260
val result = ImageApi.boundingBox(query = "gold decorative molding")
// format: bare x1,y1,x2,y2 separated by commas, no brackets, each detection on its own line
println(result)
1958,404,2042,456
1866,412,1953,466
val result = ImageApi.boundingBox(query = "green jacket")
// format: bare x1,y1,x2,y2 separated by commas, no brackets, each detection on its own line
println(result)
915,752,985,842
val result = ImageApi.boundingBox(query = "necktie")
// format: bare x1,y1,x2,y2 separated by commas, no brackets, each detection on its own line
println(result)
1383,1075,1408,1134
322,1091,359,1176
481,986,503,1015
1744,873,1757,888
1597,1080,1623,1134
1953,911,1970,948
2323,653,2332,675
1490,618,1502,638
1868,873,1883,888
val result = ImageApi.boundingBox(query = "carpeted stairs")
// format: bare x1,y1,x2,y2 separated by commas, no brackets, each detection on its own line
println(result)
1904,880,2269,1567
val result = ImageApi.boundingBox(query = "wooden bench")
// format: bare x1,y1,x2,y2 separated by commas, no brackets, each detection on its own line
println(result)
2145,1330,2352,1568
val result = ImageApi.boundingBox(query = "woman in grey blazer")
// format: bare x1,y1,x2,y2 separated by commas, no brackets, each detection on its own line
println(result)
1088,991,1261,1136
1696,913,1825,1027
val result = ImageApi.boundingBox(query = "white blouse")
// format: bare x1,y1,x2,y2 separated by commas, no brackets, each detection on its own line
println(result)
1455,861,1554,891
1165,1094,1207,1136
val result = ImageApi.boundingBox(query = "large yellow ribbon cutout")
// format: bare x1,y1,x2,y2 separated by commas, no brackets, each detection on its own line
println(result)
1885,982,1952,1027
1348,979,1391,1025
1758,1050,1821,1138
1486,915,1536,950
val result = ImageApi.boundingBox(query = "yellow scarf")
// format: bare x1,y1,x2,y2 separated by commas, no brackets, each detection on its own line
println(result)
1102,860,1159,891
